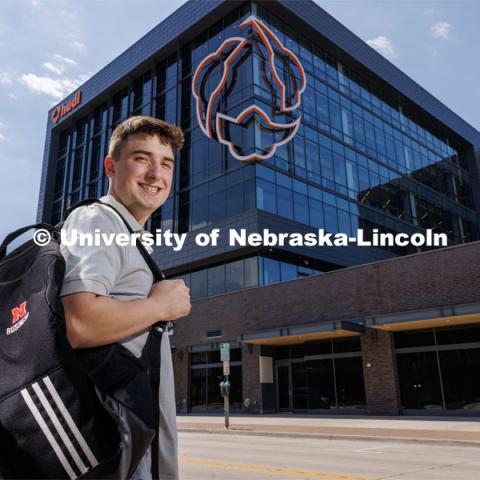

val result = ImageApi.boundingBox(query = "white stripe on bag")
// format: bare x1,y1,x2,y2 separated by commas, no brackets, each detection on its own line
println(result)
32,382,88,475
42,376,99,468
21,389,77,480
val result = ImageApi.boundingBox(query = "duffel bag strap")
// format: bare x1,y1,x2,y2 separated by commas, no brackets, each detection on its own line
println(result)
63,197,102,219
0,223,56,260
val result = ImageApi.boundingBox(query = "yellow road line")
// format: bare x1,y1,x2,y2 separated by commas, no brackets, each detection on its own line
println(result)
180,457,378,480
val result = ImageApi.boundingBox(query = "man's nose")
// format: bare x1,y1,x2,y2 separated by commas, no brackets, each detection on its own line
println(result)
146,161,162,181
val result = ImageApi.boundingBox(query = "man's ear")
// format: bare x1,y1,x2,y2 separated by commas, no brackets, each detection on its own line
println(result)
104,156,115,178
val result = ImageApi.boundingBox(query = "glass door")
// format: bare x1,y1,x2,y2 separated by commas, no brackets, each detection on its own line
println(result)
276,363,291,410
291,361,308,410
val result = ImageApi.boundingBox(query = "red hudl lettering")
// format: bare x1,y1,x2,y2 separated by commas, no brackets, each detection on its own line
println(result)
11,301,27,324
51,90,82,124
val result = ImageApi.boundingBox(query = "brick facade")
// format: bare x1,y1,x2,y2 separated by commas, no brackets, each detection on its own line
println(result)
172,241,480,414
361,330,402,415
172,347,189,413
241,343,261,413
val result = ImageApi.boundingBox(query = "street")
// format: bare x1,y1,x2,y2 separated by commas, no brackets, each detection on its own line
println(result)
178,431,480,479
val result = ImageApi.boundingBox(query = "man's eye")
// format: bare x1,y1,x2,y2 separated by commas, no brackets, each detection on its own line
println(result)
135,157,148,162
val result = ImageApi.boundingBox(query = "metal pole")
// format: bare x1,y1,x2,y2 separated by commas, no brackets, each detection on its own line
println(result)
224,375,229,430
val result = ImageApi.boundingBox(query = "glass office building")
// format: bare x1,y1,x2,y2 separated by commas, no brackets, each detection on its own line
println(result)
38,0,480,415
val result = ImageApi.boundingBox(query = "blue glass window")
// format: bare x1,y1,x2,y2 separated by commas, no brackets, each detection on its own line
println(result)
293,193,309,225
320,147,334,181
309,198,324,228
316,93,329,126
257,178,276,214
328,99,342,132
262,257,281,285
306,139,320,178
277,186,293,220
333,153,347,186
226,260,244,292
226,182,243,217
324,204,338,233
338,209,352,236
244,257,258,288
208,265,226,296
281,263,297,282
191,270,207,300
294,137,306,170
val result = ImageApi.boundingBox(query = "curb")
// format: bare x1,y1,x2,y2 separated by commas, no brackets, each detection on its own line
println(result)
178,427,480,448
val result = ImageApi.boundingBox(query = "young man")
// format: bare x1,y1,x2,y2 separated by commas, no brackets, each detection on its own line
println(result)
60,116,191,479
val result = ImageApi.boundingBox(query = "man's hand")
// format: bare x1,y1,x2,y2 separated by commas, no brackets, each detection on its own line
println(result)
148,279,191,321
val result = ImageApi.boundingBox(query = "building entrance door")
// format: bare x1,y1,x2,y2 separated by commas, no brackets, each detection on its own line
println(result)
276,363,291,410
276,360,307,411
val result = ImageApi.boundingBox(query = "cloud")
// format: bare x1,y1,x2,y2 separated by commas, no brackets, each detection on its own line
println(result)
0,72,12,84
0,133,5,141
366,36,397,59
69,40,86,53
431,22,451,39
42,54,77,76
30,0,40,6
54,54,76,66
8,93,17,99
19,73,89,100
43,62,64,75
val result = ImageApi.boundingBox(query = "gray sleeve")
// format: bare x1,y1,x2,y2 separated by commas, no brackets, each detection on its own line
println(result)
60,206,126,297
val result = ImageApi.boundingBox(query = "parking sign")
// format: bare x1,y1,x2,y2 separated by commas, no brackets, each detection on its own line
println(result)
220,343,230,362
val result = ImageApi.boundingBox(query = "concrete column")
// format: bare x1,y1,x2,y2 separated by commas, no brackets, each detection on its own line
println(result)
361,329,402,415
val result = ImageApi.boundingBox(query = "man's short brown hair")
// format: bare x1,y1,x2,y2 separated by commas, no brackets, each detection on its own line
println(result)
108,115,184,160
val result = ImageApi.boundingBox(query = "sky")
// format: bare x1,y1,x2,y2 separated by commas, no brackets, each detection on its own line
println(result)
0,0,479,243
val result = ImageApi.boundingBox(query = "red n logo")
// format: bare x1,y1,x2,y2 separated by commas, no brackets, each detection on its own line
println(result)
11,301,27,324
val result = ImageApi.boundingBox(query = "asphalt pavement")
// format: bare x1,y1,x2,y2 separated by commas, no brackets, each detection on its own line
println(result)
179,431,480,480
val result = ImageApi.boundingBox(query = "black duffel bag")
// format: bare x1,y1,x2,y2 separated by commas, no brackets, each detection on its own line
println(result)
0,200,164,479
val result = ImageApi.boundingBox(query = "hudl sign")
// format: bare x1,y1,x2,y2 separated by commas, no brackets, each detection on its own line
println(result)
51,90,82,124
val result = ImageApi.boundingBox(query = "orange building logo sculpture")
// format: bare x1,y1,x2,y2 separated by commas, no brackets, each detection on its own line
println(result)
193,16,306,161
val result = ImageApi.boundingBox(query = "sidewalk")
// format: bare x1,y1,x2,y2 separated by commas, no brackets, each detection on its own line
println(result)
177,413,480,447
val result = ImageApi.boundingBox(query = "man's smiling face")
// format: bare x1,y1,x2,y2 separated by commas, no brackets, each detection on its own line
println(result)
105,133,174,226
